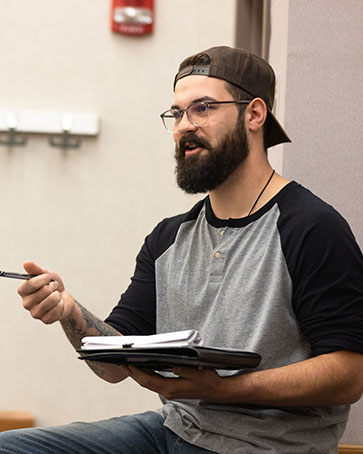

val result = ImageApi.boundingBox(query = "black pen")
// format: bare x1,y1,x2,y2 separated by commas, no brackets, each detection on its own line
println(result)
0,271,54,282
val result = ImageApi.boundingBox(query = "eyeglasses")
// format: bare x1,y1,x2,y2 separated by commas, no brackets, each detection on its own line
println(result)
160,100,251,133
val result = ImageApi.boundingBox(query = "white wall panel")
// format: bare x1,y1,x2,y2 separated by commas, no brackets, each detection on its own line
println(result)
0,0,237,427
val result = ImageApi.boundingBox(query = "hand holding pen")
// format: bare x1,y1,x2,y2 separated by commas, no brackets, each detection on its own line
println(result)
5,261,75,325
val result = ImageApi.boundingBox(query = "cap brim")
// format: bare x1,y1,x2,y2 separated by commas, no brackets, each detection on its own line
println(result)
265,110,291,149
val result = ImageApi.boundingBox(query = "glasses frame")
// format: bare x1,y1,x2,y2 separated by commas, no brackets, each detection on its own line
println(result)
160,100,252,133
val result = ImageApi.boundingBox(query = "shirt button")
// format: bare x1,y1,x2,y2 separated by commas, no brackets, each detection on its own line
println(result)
215,252,221,259
220,229,225,236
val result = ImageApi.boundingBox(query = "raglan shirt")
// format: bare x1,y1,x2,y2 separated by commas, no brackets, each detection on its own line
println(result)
105,182,363,454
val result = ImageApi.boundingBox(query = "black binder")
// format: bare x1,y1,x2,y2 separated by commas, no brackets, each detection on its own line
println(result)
78,345,261,371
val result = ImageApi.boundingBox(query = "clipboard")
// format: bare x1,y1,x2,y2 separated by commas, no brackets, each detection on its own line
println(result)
77,345,261,371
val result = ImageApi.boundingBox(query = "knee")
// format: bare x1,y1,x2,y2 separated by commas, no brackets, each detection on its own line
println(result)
0,429,15,450
0,428,33,453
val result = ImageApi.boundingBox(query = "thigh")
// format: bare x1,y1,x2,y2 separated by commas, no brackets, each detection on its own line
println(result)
0,411,168,454
164,428,216,454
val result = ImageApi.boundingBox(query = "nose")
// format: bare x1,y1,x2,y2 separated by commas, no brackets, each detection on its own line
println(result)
174,112,198,135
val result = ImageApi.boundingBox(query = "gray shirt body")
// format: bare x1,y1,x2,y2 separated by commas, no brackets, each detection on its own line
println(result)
107,182,363,453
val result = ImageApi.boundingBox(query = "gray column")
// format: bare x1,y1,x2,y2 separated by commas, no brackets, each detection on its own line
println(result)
270,0,363,444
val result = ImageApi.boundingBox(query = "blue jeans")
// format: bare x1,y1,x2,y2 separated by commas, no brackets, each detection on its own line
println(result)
0,411,215,454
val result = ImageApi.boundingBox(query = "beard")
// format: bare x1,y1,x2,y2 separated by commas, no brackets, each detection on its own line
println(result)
174,120,249,194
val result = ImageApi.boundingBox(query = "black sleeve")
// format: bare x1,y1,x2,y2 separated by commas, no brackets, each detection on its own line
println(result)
104,229,157,336
279,188,363,356
104,201,204,336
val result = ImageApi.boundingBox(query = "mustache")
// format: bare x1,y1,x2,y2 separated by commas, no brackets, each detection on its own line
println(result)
178,133,212,155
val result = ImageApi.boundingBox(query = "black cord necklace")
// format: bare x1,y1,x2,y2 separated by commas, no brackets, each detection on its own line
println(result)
248,169,275,216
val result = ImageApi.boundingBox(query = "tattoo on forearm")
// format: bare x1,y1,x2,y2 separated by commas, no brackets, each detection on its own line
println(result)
78,303,119,336
61,301,121,379
61,300,120,348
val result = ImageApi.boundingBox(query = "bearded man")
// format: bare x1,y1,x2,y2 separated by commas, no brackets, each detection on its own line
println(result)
1,46,362,454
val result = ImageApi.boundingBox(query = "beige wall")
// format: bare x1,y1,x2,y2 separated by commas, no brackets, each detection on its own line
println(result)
1,0,361,443
269,0,363,444
0,0,237,426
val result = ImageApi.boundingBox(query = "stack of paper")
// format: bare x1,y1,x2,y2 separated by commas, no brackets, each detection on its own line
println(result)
81,330,202,350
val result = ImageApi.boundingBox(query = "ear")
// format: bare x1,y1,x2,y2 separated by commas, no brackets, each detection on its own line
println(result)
244,98,267,133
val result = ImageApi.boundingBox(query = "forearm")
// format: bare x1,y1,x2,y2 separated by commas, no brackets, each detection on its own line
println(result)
222,351,363,407
60,297,120,348
17,263,130,383
61,296,129,383
127,350,363,406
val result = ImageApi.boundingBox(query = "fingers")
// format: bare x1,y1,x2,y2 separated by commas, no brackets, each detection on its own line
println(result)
18,274,64,325
23,261,48,276
22,261,64,292
128,366,174,395
128,365,194,400
127,366,203,400
172,366,204,377
18,273,52,297
128,364,224,401
128,366,163,382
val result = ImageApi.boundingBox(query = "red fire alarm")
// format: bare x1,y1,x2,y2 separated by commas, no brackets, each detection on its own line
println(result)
111,0,154,36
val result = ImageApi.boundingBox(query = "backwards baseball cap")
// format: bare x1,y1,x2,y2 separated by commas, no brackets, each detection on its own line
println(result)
174,46,291,149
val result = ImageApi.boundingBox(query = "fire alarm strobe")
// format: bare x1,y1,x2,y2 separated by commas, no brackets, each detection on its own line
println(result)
111,0,154,36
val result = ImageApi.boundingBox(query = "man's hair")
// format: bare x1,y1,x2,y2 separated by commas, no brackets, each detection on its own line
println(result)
224,81,270,151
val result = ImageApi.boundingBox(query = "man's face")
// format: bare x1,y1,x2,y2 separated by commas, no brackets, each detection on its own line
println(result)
172,76,249,194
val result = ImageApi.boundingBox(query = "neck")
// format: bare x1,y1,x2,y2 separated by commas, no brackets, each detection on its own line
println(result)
209,152,289,220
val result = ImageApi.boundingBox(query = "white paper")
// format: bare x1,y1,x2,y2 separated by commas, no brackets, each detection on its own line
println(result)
81,330,202,351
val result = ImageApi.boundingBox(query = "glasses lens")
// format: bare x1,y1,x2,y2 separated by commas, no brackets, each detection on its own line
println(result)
161,110,179,133
188,102,209,127
161,102,211,132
